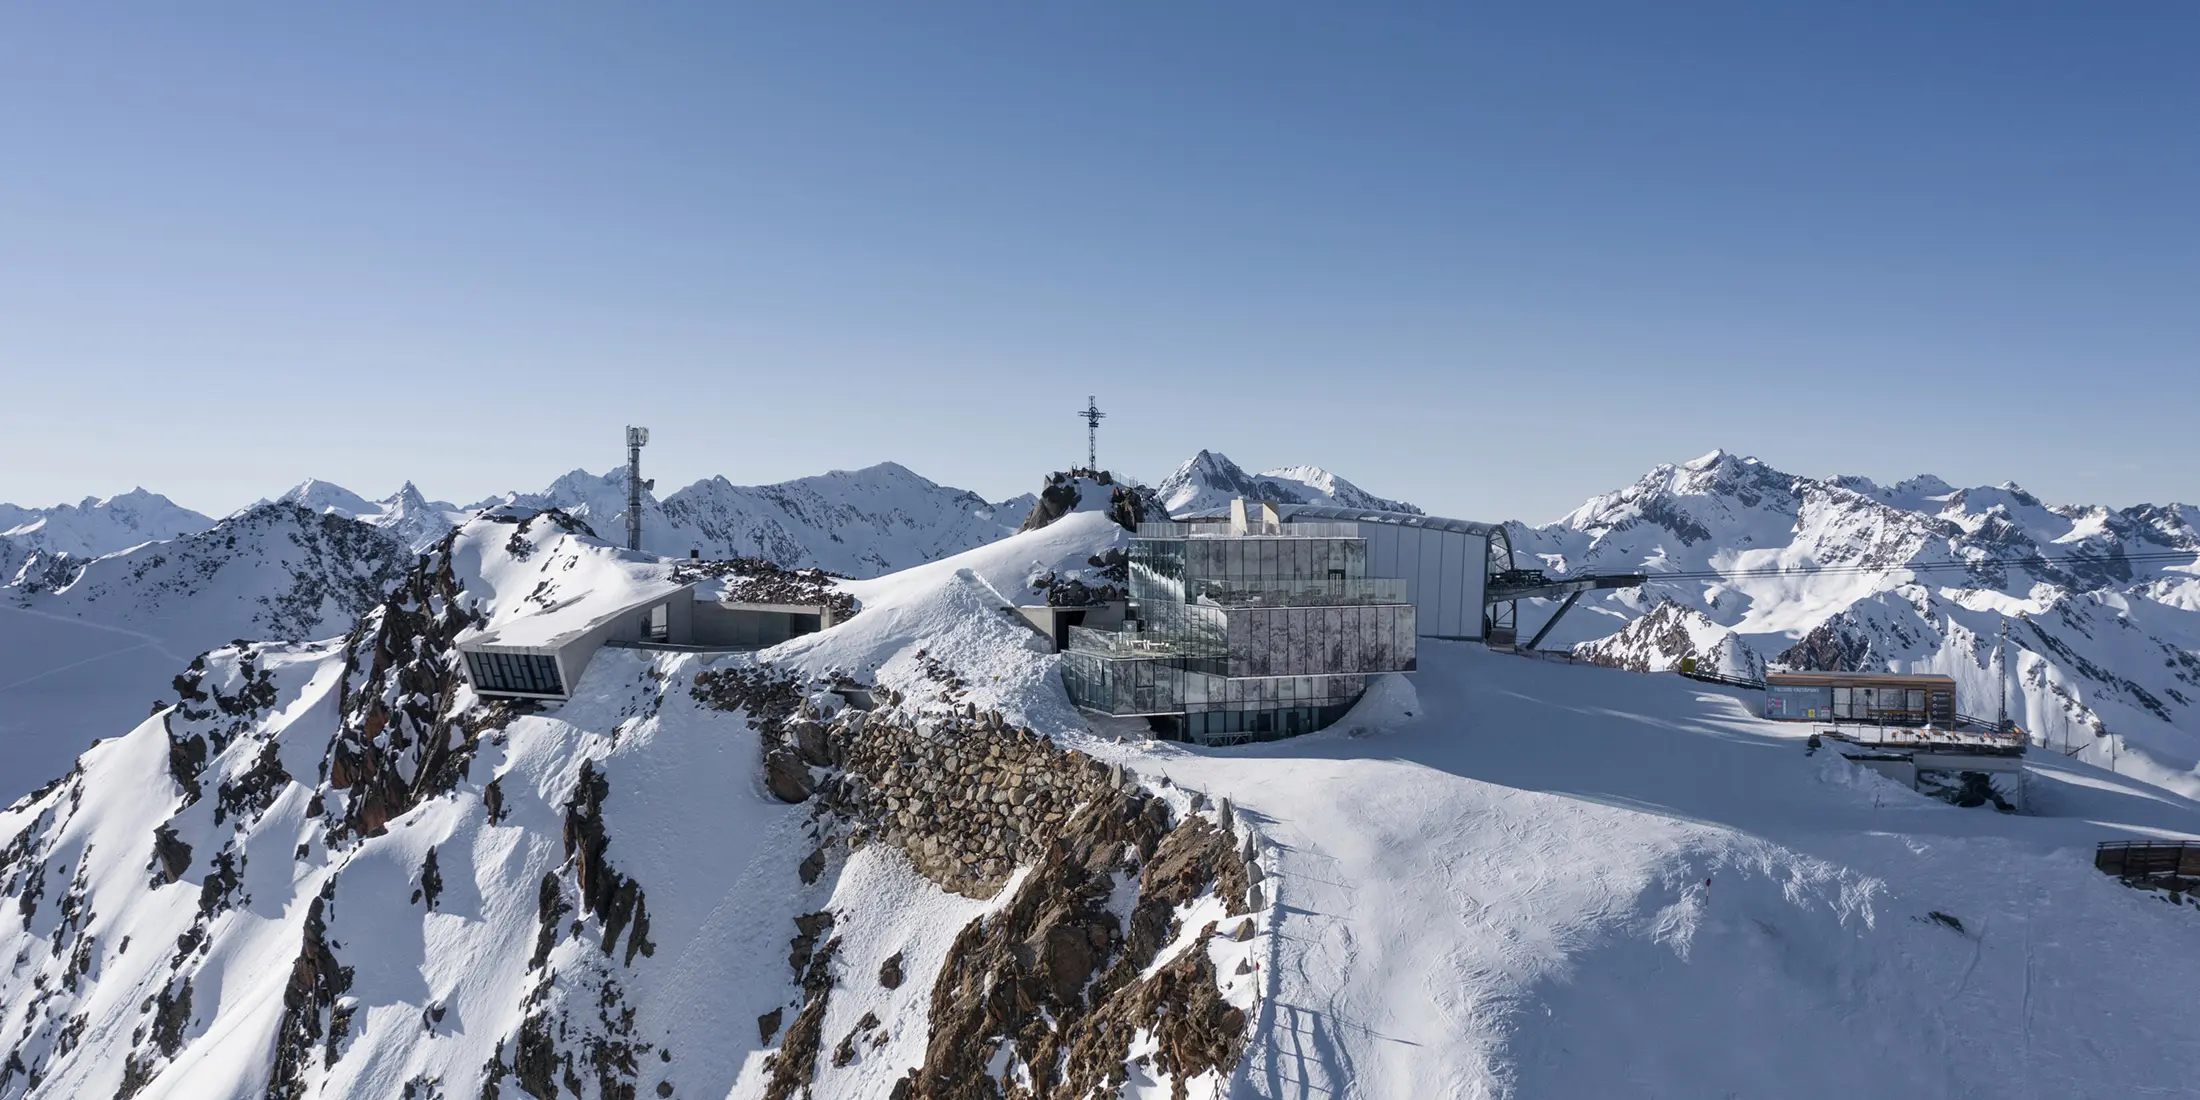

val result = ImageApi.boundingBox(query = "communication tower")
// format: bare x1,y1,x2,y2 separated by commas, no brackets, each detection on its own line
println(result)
625,426,651,552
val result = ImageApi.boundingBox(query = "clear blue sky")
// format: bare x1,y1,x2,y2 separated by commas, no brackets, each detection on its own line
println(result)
2,4,2193,524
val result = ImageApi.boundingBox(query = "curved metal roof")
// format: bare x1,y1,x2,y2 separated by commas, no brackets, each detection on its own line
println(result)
1169,503,1501,537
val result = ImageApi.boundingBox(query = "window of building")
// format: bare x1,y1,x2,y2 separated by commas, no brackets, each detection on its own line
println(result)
468,650,564,695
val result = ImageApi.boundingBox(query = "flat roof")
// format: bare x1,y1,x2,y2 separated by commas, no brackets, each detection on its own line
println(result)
1766,670,1958,687
464,580,695,653
1169,503,1500,537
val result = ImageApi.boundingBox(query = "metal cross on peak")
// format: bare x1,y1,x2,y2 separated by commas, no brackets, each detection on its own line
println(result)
1079,395,1106,473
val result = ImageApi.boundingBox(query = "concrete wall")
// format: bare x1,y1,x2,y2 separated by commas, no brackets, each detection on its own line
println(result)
693,601,829,648
1017,601,1128,652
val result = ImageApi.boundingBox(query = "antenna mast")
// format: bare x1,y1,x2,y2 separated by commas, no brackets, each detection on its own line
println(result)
625,426,651,552
1995,617,2009,734
1079,395,1106,473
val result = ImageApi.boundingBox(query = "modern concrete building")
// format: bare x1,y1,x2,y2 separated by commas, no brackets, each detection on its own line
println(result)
1060,501,1420,744
458,583,839,701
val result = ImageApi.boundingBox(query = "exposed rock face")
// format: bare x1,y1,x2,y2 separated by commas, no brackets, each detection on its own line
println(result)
749,700,1256,1097
321,532,498,843
1779,612,1879,671
672,556,859,623
1575,600,1767,681
1032,549,1129,609
268,885,353,1100
1019,471,1159,533
6,549,82,594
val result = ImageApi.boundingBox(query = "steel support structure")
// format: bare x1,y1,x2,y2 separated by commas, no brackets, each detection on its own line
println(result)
1524,590,1584,651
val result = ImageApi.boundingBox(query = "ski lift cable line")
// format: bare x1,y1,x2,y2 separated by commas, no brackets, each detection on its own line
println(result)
1588,548,2200,584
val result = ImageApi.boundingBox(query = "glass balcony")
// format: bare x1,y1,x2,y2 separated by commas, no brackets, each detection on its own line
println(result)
1186,576,1408,608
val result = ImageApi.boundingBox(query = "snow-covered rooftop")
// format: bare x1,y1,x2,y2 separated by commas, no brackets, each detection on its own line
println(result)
464,578,694,651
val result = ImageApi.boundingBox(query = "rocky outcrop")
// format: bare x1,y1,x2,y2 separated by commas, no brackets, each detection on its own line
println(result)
1779,612,1879,671
752,699,1257,1097
268,884,354,1100
561,761,656,966
1574,600,1766,681
672,556,859,623
1019,471,1158,533
321,534,497,843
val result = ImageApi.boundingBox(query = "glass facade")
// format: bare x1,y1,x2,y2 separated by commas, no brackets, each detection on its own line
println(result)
466,650,564,696
1063,526,1416,744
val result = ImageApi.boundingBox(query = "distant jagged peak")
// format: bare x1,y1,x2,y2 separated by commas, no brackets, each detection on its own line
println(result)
379,480,450,513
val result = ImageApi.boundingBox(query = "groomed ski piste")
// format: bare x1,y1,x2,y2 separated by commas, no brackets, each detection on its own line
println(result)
4,509,2198,1100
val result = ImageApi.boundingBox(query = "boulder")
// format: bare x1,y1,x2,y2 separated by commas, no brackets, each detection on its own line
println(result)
765,748,815,803
789,720,831,767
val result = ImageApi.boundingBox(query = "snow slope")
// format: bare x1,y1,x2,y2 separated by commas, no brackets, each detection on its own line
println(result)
1093,644,2200,1099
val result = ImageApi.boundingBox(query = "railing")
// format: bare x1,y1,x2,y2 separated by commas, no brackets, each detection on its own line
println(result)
1135,520,1365,539
1186,576,1409,608
2097,841,2200,883
1065,626,1206,659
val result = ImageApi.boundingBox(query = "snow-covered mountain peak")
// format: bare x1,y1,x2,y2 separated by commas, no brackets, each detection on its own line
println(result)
274,478,379,517
1154,450,1420,516
1680,448,1731,471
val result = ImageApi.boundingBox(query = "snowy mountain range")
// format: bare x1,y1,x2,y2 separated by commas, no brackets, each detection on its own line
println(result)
271,480,470,555
7,496,2200,1099
1509,450,2200,786
0,490,214,586
490,462,1033,577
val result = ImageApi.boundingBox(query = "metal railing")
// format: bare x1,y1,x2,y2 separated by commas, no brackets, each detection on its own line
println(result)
1135,520,1365,539
1186,576,1409,608
1065,626,1215,659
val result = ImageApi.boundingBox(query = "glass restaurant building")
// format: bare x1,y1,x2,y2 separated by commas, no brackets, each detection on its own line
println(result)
1061,501,1419,744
